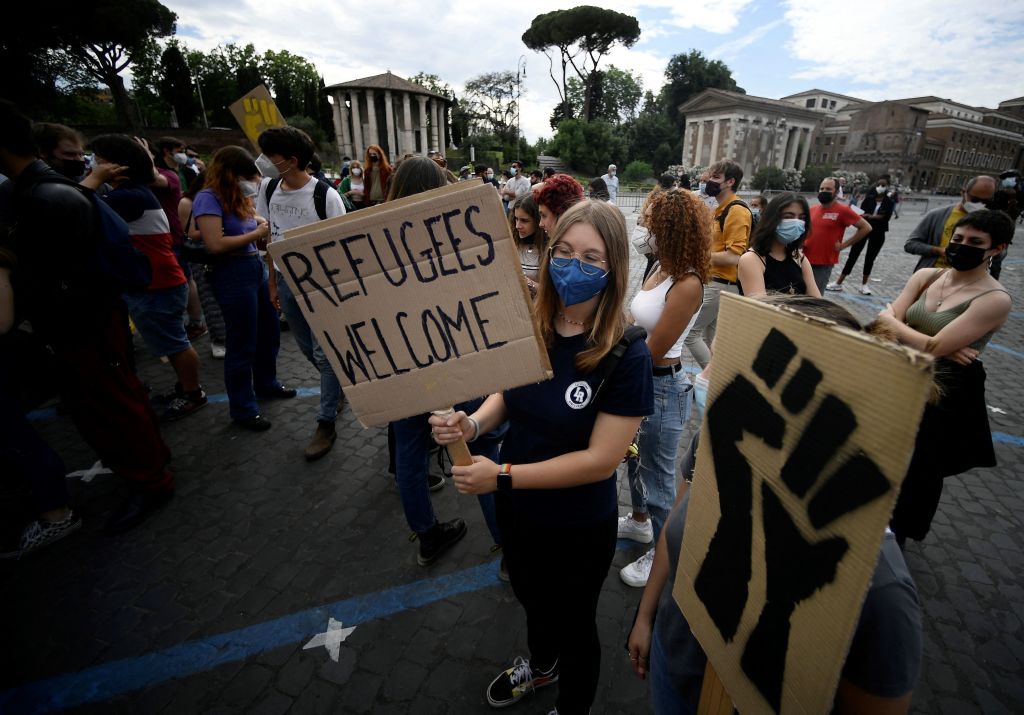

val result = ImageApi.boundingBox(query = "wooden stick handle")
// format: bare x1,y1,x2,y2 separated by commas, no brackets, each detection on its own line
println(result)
432,407,474,467
697,661,733,715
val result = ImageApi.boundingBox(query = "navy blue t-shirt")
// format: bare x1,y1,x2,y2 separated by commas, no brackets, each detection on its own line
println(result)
499,331,653,527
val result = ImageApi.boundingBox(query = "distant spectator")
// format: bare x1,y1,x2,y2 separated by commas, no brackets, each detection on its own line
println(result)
589,177,611,202
601,164,619,202
530,169,544,185
339,159,366,210
543,166,556,179
363,144,391,206
657,173,675,191
476,164,499,189
677,174,691,190
306,152,327,183
31,122,87,180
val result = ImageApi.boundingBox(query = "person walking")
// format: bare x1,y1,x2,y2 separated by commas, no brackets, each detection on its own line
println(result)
830,177,894,295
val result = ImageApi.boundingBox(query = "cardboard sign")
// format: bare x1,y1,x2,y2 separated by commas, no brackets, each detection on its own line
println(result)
229,84,286,146
675,293,933,715
267,181,552,427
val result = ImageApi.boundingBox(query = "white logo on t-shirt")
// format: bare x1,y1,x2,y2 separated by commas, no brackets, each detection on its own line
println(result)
565,381,593,409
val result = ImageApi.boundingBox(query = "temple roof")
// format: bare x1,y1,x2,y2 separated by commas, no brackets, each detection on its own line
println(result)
324,72,451,102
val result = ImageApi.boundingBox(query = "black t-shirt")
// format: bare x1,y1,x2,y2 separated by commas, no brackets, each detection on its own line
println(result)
499,331,653,527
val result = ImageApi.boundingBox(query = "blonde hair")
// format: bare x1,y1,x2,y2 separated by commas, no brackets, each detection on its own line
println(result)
535,200,629,373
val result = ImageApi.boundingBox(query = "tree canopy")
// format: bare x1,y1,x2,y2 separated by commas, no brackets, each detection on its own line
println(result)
523,6,640,123
660,50,744,133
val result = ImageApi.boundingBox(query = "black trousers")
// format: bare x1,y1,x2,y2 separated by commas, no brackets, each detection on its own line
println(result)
841,229,886,279
498,501,617,715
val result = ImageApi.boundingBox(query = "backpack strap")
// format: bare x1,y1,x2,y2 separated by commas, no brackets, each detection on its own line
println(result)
313,179,329,220
592,325,647,405
715,199,751,232
264,177,281,208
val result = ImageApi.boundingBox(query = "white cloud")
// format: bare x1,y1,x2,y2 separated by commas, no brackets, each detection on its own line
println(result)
708,18,784,61
782,0,1024,108
619,0,756,34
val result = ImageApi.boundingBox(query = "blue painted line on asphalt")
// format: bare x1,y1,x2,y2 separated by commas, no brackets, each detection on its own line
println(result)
993,431,1024,447
0,561,501,714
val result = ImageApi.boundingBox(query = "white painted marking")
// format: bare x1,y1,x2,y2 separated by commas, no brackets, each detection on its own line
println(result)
988,405,1007,415
302,617,356,661
66,460,112,483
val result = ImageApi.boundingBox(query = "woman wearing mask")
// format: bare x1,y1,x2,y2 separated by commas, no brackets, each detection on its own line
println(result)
878,209,1013,545
431,200,653,715
737,192,820,297
510,195,545,298
619,188,710,588
534,173,584,235
363,144,391,206
338,159,365,210
193,146,293,431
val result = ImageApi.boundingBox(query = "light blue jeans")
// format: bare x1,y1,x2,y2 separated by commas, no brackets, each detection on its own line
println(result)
627,370,692,543
275,269,343,424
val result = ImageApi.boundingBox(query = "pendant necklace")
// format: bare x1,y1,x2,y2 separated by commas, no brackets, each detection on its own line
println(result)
936,272,984,308
559,313,586,326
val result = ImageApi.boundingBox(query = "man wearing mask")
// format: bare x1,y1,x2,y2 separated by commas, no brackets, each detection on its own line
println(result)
154,137,195,191
905,175,996,273
683,160,751,368
476,164,499,189
31,123,88,180
988,171,1019,279
805,177,871,294
501,161,530,213
601,163,619,202
828,176,894,294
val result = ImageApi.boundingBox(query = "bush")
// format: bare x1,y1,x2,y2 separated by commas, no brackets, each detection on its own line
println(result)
801,164,833,192
548,119,627,175
623,160,653,183
652,142,675,174
750,166,787,191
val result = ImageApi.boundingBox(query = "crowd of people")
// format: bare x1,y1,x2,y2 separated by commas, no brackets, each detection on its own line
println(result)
0,92,1018,713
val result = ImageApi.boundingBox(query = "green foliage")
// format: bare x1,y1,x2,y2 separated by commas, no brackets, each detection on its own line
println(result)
159,42,198,127
623,160,653,182
564,65,642,125
523,6,640,122
800,164,833,192
625,112,676,166
410,73,454,99
750,166,788,191
463,71,518,144
652,143,675,174
783,168,804,191
660,50,743,133
548,119,626,175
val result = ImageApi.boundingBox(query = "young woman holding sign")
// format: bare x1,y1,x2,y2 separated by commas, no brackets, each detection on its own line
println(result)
431,199,654,715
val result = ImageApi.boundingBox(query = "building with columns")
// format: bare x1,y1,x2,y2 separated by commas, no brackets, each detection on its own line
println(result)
324,72,452,163
678,88,823,178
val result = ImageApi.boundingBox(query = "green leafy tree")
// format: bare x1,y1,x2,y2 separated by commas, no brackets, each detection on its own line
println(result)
548,118,627,174
660,50,743,134
751,166,788,191
462,71,518,144
626,113,676,166
523,6,640,123
563,65,642,125
159,41,198,127
800,164,833,192
623,160,653,183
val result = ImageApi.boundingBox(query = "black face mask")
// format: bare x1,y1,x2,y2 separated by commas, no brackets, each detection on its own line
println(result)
945,243,989,271
705,179,723,197
818,191,834,204
52,158,86,180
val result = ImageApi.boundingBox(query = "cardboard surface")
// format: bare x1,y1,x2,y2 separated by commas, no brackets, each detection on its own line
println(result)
229,84,285,146
267,181,552,427
674,293,933,715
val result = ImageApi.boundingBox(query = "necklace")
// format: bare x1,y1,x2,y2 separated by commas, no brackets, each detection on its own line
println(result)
559,312,586,326
935,271,985,308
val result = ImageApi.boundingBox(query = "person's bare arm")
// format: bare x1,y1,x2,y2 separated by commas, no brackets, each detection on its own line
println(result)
880,290,1010,359
839,218,872,250
196,214,267,254
645,275,702,361
800,257,821,297
737,252,766,296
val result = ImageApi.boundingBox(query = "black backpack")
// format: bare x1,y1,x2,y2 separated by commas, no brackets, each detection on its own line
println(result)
715,198,756,234
23,174,152,293
264,177,332,220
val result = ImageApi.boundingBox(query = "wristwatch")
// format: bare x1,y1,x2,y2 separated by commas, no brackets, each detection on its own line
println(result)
497,463,513,491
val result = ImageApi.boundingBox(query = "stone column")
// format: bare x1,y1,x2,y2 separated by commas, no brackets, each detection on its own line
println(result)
725,116,738,159
695,121,706,166
434,101,444,151
349,91,364,159
333,91,353,159
681,124,692,165
797,128,811,170
401,93,414,154
785,127,800,168
417,95,428,154
709,119,722,164
366,89,379,148
383,90,397,160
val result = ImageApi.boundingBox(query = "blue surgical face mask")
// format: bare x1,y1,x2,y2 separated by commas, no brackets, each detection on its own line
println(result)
549,259,609,306
698,181,707,194
750,208,761,220
510,167,518,176
776,218,805,245
1003,176,1018,189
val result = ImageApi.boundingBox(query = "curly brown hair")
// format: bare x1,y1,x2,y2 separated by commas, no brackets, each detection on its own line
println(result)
644,188,712,284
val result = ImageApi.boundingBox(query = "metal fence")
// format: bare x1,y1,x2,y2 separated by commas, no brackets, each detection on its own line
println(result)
612,190,955,215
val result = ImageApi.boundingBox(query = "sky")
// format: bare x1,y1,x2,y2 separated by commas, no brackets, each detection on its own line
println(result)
162,0,1024,144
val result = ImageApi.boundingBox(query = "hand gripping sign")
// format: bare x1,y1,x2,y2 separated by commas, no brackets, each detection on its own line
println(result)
676,293,933,715
229,84,286,146
267,181,552,436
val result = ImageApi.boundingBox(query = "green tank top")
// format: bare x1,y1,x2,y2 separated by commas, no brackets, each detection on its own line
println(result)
905,279,1008,353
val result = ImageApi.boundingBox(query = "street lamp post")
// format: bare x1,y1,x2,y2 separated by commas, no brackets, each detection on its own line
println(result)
186,57,209,129
515,56,527,157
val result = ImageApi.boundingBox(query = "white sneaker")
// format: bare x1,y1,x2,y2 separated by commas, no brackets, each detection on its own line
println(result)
859,284,873,295
617,514,654,544
825,282,844,292
620,548,655,587
210,342,226,359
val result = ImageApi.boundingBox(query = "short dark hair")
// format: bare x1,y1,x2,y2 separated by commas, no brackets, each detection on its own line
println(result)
954,209,1014,247
89,134,155,184
530,170,543,180
543,167,555,177
474,164,487,175
0,100,38,156
658,173,675,190
156,136,185,155
878,174,891,182
708,159,743,187
257,126,317,169
822,176,839,192
32,122,84,157
677,174,691,190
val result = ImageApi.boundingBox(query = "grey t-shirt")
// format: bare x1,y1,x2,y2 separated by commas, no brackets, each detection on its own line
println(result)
655,490,923,708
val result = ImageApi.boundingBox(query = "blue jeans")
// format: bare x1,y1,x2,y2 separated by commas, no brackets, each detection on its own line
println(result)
275,270,343,423
650,628,693,714
208,256,282,419
391,397,505,542
627,371,692,543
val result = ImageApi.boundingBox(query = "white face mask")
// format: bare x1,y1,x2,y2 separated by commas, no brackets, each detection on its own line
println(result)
173,152,189,166
631,227,656,255
255,153,280,179
239,180,260,198
352,168,362,177
963,200,987,213
486,172,494,179
510,168,518,176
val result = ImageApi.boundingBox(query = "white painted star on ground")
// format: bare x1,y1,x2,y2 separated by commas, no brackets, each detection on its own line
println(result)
303,617,356,662
65,460,112,483
988,405,1007,415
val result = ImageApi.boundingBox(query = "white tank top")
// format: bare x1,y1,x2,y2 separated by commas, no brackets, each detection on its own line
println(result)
629,273,701,361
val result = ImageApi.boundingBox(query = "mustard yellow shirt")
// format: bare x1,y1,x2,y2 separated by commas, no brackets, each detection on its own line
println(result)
712,199,752,283
935,205,965,269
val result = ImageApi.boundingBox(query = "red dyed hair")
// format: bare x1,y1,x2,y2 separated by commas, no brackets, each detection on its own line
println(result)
534,173,584,217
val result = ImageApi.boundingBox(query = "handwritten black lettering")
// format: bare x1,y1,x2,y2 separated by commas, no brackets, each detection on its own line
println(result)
424,214,459,277
321,327,368,383
396,311,434,368
337,234,369,299
441,208,475,272
400,221,439,283
436,301,479,358
368,227,408,287
469,291,507,349
464,205,495,266
349,321,392,379
314,241,358,304
282,251,335,314
421,309,453,362
371,317,409,376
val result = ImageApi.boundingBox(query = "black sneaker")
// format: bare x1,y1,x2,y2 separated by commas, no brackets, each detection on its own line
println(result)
486,656,559,708
234,415,272,431
417,518,467,566
162,390,208,422
0,512,82,559
428,472,445,492
151,382,185,406
256,384,297,400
